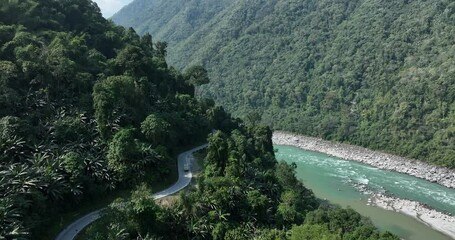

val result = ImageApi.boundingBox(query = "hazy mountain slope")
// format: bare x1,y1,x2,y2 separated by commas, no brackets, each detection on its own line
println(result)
113,0,455,168
112,0,231,45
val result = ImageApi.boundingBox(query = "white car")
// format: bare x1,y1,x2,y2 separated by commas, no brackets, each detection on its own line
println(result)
184,163,190,172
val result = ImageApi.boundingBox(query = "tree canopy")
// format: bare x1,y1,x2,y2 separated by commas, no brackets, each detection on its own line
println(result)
0,0,402,239
114,0,455,168
0,0,215,238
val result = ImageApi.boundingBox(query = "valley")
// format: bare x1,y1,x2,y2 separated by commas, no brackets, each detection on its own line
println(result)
1,0,454,239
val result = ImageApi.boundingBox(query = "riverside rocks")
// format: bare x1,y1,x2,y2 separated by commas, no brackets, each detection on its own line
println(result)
272,131,455,189
369,193,455,239
273,131,455,239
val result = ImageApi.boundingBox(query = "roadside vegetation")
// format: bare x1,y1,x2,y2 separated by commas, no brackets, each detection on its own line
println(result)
84,124,398,240
1,0,398,239
0,1,219,238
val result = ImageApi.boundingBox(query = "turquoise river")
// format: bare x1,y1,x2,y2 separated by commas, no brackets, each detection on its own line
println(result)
275,145,455,240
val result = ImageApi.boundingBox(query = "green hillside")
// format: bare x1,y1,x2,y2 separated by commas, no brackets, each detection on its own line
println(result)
0,0,218,237
112,0,231,46
0,0,398,239
113,0,455,168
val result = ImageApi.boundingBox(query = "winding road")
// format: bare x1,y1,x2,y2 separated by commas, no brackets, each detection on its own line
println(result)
55,144,208,240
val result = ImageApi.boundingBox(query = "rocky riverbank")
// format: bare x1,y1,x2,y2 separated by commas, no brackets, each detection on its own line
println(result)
368,193,455,239
273,131,455,239
272,131,455,189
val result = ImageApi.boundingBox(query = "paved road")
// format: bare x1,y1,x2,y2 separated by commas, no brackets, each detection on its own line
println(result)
55,144,208,240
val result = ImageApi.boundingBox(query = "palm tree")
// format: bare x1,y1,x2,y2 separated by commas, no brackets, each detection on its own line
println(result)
0,197,29,239
0,136,28,164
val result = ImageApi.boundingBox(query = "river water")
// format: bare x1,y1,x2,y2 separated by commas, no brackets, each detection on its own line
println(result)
275,145,455,240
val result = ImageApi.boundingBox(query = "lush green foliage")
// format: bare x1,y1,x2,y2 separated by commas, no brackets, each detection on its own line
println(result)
0,0,401,239
0,0,217,238
87,125,397,239
114,0,455,168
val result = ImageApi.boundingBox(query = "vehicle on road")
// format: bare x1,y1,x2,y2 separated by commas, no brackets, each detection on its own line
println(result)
184,163,190,172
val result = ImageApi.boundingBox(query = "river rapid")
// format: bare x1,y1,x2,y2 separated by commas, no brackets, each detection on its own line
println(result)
275,145,455,240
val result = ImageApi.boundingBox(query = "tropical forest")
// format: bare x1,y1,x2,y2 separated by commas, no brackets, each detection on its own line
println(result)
115,0,455,168
1,0,455,240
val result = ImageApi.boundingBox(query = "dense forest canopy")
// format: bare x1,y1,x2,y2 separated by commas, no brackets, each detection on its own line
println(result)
0,0,399,239
0,0,220,238
114,0,455,168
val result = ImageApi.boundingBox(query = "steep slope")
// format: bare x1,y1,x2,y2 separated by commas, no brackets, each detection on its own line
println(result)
114,0,455,168
0,0,219,238
0,1,399,240
112,0,231,46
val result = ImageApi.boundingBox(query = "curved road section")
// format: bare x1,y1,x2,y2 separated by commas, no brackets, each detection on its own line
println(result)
56,144,208,240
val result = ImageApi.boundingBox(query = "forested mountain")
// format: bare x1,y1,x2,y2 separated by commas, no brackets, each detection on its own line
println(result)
112,0,231,47
0,0,396,239
0,0,218,238
114,0,455,168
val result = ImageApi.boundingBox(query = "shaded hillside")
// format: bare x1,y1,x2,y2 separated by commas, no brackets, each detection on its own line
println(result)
0,0,219,238
114,0,455,168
